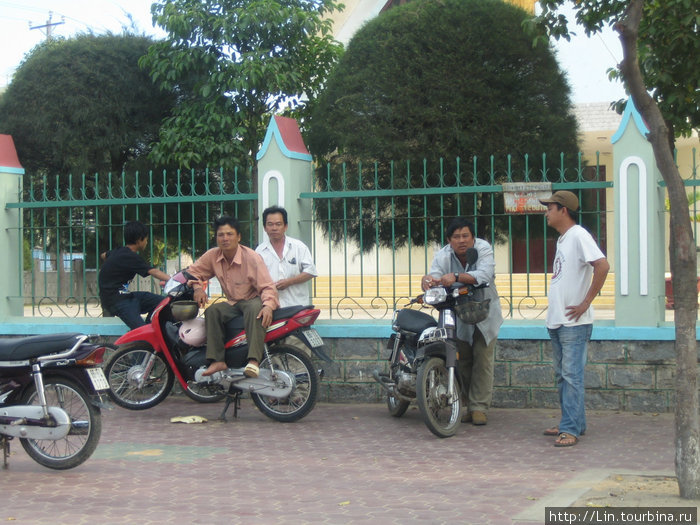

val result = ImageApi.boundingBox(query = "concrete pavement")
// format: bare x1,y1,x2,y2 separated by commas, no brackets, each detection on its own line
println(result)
0,397,688,524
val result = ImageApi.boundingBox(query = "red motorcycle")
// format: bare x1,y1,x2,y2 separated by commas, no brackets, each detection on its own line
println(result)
104,270,330,422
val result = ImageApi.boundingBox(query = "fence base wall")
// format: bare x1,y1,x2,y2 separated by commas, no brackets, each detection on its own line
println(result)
0,320,686,413
315,337,680,412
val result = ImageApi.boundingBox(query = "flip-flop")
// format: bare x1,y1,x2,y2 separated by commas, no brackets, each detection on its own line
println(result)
543,427,585,436
244,362,259,378
554,433,578,447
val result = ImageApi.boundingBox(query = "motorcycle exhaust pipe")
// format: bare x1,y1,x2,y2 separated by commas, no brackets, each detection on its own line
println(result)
372,369,394,391
372,370,411,401
373,370,415,403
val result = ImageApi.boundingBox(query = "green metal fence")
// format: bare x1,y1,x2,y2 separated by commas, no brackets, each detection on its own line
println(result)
7,149,698,320
9,168,256,317
304,153,613,319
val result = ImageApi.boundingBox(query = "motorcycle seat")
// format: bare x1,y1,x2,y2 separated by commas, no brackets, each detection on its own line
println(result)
0,333,84,361
273,304,312,321
223,304,312,332
395,309,437,335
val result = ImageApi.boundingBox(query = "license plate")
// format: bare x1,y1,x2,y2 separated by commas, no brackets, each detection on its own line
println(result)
302,328,324,348
87,367,110,391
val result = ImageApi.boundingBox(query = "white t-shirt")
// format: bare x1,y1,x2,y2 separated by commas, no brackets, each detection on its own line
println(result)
546,224,605,329
256,236,318,308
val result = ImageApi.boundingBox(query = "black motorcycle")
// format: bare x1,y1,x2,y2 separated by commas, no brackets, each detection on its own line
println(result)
0,333,110,469
373,248,490,438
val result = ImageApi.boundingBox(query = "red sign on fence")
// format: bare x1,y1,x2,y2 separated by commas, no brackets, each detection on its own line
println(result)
502,182,552,214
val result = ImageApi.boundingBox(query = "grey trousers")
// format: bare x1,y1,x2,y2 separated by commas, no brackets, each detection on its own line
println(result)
456,327,497,413
204,298,265,363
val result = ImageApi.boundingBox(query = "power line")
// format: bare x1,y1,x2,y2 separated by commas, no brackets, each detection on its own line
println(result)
0,2,103,34
29,11,65,41
0,1,48,15
596,32,621,64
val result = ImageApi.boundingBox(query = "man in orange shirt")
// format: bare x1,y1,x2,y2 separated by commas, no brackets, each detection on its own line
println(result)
187,216,279,378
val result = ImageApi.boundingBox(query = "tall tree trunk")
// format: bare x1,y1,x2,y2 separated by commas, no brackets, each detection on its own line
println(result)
616,0,699,499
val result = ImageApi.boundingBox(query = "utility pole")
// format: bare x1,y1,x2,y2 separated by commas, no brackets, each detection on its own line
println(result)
29,11,65,41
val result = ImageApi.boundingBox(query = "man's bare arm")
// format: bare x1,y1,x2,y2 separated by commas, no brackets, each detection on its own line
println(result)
565,257,610,321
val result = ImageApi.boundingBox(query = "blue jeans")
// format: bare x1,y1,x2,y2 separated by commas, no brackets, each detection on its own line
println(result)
548,324,592,438
109,292,165,330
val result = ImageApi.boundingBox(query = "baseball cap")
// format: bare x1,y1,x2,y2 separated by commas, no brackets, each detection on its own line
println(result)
539,190,579,212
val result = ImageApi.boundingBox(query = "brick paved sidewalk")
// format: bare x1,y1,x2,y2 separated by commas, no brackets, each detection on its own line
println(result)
0,397,681,524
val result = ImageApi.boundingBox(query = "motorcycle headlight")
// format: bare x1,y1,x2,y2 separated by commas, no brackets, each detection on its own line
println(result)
423,287,447,305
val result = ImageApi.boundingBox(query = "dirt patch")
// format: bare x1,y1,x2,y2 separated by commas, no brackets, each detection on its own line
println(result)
572,474,700,509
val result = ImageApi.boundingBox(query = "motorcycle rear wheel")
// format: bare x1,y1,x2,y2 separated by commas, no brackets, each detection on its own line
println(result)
184,381,226,403
20,378,102,470
416,356,461,438
104,345,174,410
252,345,319,422
387,394,410,417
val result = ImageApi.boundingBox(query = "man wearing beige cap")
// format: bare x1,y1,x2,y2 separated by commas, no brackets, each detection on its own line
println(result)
539,191,609,447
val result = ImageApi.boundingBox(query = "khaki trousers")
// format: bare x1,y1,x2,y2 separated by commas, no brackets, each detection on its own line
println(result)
456,327,497,413
204,298,265,363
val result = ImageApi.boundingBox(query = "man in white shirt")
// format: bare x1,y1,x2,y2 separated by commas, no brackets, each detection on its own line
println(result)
256,206,318,308
539,191,609,448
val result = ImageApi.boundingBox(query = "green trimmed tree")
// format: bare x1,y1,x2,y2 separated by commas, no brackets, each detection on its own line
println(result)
0,34,229,270
306,0,582,250
0,33,178,269
0,33,174,176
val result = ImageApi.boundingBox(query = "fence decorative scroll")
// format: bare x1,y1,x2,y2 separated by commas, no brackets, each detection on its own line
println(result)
335,296,390,320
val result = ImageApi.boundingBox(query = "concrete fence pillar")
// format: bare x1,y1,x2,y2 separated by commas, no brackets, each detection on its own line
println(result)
612,99,666,325
256,115,314,246
0,134,25,319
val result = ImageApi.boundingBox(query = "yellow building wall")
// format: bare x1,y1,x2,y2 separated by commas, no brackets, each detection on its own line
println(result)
508,0,537,12
330,0,537,46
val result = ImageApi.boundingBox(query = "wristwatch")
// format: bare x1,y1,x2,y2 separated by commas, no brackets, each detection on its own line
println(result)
454,272,460,282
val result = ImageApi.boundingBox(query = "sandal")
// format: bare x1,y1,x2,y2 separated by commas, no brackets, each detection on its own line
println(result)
554,432,578,447
543,427,585,436
244,362,259,378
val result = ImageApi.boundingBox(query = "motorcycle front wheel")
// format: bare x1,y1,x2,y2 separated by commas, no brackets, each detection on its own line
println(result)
104,345,174,410
20,378,102,470
416,356,461,438
252,345,319,422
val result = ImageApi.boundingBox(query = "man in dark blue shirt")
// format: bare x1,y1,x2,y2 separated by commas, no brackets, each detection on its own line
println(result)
98,221,170,329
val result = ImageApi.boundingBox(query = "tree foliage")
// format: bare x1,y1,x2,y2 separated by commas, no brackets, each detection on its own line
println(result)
0,33,205,270
0,33,175,176
532,0,699,144
529,0,699,499
141,0,344,171
306,0,582,250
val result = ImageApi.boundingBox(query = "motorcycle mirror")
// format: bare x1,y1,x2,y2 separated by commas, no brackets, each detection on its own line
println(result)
408,294,424,306
466,247,479,266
